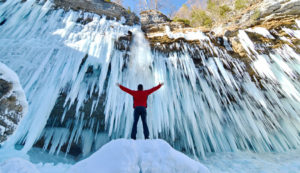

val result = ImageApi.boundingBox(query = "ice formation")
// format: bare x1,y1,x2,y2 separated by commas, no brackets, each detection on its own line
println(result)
0,0,299,161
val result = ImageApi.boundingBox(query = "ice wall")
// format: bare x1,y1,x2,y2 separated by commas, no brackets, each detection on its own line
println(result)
0,0,300,159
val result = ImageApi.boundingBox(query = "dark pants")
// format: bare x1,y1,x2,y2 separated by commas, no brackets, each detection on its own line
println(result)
131,106,149,140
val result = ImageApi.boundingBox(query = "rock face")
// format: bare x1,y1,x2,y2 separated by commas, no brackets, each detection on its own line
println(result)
53,0,139,25
140,10,170,26
140,10,175,33
260,0,300,17
139,0,300,38
0,63,28,143
137,0,300,87
212,0,300,36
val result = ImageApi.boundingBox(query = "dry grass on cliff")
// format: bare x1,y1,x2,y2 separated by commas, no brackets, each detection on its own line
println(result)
173,0,264,29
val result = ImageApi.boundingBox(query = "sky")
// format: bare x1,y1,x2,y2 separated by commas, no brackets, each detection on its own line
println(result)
121,0,188,17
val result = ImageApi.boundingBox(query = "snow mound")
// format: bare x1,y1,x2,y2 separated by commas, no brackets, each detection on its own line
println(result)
0,62,28,113
0,158,39,173
0,62,28,143
68,139,210,173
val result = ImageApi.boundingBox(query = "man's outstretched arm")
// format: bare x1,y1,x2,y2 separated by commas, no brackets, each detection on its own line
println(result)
116,83,135,95
146,82,164,95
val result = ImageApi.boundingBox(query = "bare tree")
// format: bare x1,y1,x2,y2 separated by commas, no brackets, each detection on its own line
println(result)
137,0,162,11
187,0,205,9
151,0,162,10
154,0,158,10
136,0,175,17
159,0,177,18
136,0,149,12
174,4,190,19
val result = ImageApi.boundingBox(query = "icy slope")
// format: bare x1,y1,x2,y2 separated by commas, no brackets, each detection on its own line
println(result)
68,139,210,173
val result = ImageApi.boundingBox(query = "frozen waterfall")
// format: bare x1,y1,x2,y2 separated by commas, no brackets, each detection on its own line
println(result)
0,0,300,159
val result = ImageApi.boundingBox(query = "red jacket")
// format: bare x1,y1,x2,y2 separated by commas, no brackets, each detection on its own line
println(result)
119,84,162,108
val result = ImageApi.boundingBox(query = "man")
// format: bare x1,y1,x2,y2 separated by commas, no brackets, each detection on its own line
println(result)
116,82,164,140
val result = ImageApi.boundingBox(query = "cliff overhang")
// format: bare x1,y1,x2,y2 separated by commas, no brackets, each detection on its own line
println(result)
53,0,139,26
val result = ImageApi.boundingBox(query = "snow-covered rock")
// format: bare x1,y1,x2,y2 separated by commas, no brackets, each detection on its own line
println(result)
0,158,39,173
0,62,28,143
68,139,210,173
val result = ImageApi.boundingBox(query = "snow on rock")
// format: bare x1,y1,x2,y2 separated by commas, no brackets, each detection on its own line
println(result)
0,158,39,173
245,27,275,39
68,139,210,173
0,62,28,143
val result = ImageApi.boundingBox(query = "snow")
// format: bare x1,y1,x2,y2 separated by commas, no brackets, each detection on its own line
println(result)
0,158,39,173
0,139,210,173
147,26,209,41
202,149,300,173
282,27,300,39
1,142,300,173
0,155,71,173
238,30,257,55
68,139,210,173
35,163,71,173
246,27,275,39
0,62,28,143
296,19,300,28
1,147,300,173
164,26,209,41
280,36,292,43
0,62,28,116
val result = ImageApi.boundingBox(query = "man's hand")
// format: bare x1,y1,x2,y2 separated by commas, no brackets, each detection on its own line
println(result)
116,83,120,87
159,82,164,86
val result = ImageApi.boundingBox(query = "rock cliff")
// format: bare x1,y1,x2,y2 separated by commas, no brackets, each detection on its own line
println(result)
53,0,139,25
138,0,300,82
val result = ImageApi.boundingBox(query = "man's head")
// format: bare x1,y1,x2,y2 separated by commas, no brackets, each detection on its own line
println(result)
138,84,143,91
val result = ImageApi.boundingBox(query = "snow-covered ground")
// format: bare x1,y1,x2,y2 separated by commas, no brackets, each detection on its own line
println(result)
1,139,300,173
202,149,300,173
0,156,71,173
68,139,209,173
0,139,209,173
0,158,39,173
